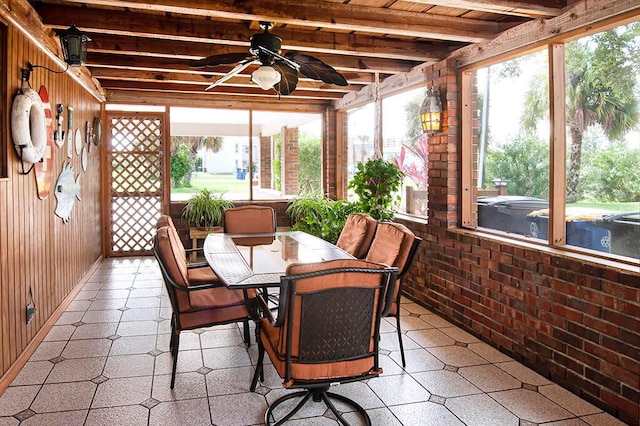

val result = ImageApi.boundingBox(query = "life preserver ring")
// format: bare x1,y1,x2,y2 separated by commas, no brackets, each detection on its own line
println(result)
11,88,47,164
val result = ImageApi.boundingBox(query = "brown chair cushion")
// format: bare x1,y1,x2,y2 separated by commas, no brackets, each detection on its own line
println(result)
187,266,219,285
365,222,415,272
224,205,276,234
155,226,191,311
365,222,416,314
260,317,376,383
178,296,252,330
274,259,388,364
336,213,377,258
157,214,173,229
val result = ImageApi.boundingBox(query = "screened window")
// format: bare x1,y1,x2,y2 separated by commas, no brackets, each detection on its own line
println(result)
345,87,429,217
463,21,640,263
169,107,322,201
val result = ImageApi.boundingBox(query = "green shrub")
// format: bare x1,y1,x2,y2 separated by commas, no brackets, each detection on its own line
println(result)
348,158,404,221
286,193,357,244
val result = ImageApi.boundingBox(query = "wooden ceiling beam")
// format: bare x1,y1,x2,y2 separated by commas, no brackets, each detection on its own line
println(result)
86,33,426,74
84,53,382,85
451,0,640,68
0,0,104,100
406,0,564,19
89,68,365,92
100,80,347,100
36,4,460,61
37,0,506,42
106,90,331,112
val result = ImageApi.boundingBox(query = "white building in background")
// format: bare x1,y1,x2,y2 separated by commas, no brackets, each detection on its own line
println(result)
195,136,253,174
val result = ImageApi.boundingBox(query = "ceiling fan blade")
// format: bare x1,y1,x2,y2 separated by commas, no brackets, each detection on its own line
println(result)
257,45,298,70
188,52,254,68
284,52,348,86
205,59,259,90
273,61,299,95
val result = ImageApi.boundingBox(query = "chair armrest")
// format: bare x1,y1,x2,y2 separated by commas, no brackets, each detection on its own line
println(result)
186,261,210,269
254,293,277,324
185,247,207,266
380,267,399,317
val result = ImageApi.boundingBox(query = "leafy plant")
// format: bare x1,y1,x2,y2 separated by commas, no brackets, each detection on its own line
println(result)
181,189,233,229
485,134,549,198
170,144,193,187
286,193,357,244
348,158,404,221
580,140,640,202
298,132,322,193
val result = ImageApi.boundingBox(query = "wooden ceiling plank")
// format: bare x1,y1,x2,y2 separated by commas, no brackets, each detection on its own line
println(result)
100,80,346,98
102,83,344,100
106,90,331,112
86,33,426,73
89,68,364,93
0,0,105,100
405,0,564,18
84,53,381,84
39,0,504,42
335,62,433,110
451,0,640,68
35,4,466,61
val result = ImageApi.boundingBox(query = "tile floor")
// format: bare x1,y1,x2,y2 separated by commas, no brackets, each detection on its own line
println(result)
0,257,627,426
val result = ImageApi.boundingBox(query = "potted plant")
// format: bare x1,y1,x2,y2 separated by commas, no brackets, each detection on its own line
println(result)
181,188,233,230
286,192,357,244
348,157,404,221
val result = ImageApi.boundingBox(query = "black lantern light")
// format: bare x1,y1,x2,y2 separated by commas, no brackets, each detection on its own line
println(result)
419,87,442,134
56,24,91,67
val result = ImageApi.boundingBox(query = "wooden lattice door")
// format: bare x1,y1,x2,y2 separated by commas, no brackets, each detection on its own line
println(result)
105,112,167,256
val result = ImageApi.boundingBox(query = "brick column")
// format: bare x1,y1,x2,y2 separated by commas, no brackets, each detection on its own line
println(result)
281,126,298,196
324,107,339,199
259,135,271,189
426,58,459,229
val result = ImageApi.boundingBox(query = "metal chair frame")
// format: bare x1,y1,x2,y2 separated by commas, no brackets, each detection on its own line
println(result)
251,265,398,426
153,232,252,388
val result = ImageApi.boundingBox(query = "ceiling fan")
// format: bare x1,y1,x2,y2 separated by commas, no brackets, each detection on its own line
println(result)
188,22,348,95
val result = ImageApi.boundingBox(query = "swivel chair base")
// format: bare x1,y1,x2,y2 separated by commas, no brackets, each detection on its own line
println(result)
265,387,371,426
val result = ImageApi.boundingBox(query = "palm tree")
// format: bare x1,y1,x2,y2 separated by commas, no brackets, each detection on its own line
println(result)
521,24,639,202
170,135,223,156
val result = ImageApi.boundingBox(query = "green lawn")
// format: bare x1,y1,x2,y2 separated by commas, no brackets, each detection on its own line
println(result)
171,173,251,195
569,201,639,212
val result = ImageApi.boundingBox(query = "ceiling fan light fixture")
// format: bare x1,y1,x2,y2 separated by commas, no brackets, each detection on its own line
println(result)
251,65,281,90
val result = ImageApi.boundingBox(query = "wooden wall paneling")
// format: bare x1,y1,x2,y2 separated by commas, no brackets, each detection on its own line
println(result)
0,26,102,380
0,182,7,373
0,21,7,372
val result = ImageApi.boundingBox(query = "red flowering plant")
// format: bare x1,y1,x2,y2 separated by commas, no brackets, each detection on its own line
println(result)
393,132,428,189
393,132,429,215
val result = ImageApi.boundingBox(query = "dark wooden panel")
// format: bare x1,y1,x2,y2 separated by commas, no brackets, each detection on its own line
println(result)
0,26,102,379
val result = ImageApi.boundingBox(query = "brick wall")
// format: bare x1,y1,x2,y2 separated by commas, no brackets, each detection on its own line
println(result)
393,58,640,425
324,107,338,197
282,126,299,196
259,135,272,189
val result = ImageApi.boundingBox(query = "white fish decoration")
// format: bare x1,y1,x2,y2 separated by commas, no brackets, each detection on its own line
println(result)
54,162,81,223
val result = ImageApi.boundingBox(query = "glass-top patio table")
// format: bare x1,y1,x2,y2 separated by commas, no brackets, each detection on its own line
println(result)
203,231,354,289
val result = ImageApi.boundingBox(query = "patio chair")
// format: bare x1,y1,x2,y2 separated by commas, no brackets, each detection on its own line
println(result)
223,205,277,302
250,259,398,425
223,205,276,234
365,222,422,367
157,214,212,268
153,225,255,388
335,213,378,258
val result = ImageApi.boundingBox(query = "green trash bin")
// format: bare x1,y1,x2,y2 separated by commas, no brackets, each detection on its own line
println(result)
527,208,613,253
596,212,640,259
